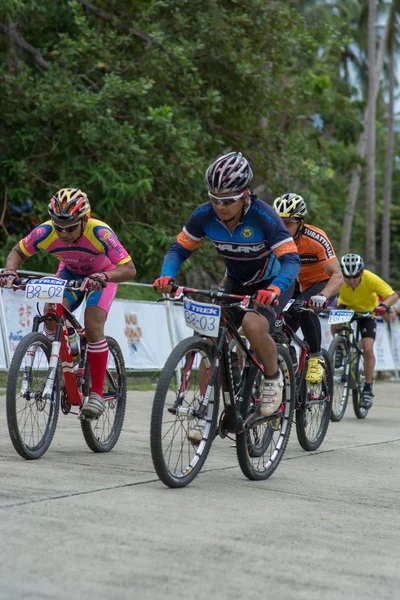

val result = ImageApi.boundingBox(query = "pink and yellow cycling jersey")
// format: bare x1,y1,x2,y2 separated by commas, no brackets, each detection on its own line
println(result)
19,218,131,276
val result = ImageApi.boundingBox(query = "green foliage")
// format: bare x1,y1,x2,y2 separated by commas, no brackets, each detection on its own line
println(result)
0,0,393,284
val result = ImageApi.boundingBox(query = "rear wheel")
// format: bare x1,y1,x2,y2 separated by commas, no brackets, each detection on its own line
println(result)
352,351,369,419
6,332,60,459
150,336,220,488
81,337,127,452
296,349,332,451
236,345,295,481
328,336,350,422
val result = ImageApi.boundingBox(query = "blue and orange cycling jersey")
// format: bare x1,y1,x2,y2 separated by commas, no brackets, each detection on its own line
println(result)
19,218,132,276
161,197,300,293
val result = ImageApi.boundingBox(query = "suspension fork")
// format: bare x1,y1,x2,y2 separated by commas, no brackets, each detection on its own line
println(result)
42,319,64,400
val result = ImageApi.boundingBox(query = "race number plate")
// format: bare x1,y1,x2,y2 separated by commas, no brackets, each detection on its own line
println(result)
183,299,221,337
25,277,67,303
328,309,354,324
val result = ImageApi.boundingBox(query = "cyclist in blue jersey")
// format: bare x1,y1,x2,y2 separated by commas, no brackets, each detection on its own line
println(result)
154,152,300,435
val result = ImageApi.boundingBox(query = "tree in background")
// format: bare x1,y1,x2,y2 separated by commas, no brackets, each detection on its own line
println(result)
366,0,377,269
381,0,398,279
0,0,397,286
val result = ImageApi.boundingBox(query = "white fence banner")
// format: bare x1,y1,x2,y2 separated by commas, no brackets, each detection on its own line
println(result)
3,289,43,358
171,303,193,343
390,321,400,370
0,312,6,369
374,320,396,371
104,299,173,369
1,288,398,373
1,289,85,363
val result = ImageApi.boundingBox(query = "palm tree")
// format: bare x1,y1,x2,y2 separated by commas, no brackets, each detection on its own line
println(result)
365,0,377,269
339,3,391,255
381,1,398,280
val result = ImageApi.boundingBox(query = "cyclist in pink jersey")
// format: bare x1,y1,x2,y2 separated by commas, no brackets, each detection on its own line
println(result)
0,188,136,418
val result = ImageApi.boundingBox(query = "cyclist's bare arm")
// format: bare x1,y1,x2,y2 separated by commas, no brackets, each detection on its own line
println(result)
381,291,398,308
320,259,343,298
104,259,136,283
5,245,27,270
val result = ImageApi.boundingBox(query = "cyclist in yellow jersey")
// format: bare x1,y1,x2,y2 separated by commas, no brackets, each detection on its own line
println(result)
336,253,398,409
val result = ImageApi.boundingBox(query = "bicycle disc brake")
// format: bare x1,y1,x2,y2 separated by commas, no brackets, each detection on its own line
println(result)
61,389,71,415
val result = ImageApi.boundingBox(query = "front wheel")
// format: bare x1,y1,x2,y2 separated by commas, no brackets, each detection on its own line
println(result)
296,349,332,451
328,336,350,422
236,345,295,481
352,351,368,419
6,332,60,459
150,336,220,488
81,337,127,452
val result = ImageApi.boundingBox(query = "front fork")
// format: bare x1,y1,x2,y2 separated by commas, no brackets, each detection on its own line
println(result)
21,315,63,399
172,333,226,420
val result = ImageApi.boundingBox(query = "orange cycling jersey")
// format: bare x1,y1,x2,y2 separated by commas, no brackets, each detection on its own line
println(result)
296,224,336,291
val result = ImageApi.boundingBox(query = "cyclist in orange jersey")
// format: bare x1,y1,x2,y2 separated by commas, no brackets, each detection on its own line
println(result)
273,193,343,383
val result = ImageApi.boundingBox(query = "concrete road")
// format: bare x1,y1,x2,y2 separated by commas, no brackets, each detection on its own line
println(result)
0,382,399,600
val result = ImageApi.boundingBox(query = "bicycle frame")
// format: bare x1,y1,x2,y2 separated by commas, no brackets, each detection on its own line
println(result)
171,287,277,435
274,304,332,407
336,318,366,390
31,302,86,407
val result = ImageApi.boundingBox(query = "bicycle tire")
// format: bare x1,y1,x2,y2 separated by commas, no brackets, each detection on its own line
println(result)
352,351,369,419
150,336,219,488
6,332,60,459
296,348,332,451
81,337,127,452
328,336,350,422
236,345,295,481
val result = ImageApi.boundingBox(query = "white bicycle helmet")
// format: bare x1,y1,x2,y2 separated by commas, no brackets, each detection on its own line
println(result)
340,253,364,277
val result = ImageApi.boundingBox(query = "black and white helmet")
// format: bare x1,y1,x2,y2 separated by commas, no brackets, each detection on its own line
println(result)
340,253,364,277
205,152,253,194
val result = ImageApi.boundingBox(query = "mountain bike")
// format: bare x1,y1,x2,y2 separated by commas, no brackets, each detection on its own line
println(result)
5,276,126,459
150,285,295,488
273,300,333,451
328,309,372,421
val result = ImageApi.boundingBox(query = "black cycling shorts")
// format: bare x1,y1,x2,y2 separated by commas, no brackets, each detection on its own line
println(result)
222,277,294,333
358,317,377,340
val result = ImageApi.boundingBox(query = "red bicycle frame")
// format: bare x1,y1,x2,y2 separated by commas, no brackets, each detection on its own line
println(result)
44,302,85,407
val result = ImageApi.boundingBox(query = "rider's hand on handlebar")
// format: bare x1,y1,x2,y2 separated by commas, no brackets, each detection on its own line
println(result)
0,269,18,289
153,276,174,294
81,272,108,292
253,287,280,307
308,294,327,309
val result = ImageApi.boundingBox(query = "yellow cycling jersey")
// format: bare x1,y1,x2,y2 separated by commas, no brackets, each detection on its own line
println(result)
338,269,395,312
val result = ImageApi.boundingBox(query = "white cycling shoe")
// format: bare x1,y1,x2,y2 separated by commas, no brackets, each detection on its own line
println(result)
81,392,106,419
187,420,206,444
260,371,284,417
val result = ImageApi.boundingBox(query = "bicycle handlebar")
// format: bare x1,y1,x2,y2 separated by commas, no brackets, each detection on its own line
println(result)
11,277,84,291
163,284,279,308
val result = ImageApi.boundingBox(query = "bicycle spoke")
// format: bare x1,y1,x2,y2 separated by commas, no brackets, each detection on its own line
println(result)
151,338,219,487
6,333,60,459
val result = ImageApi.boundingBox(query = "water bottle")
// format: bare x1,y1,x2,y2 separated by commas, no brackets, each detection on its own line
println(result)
289,344,298,373
67,326,79,364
